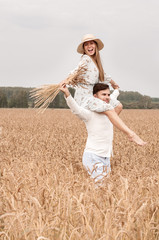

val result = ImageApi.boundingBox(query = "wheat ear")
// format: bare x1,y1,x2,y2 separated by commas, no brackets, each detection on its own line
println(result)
30,64,87,111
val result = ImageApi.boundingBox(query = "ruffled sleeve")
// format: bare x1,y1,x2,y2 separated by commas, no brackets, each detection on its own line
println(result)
68,55,94,87
103,72,112,84
68,55,91,76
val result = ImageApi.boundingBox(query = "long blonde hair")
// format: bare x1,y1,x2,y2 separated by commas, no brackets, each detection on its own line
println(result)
90,44,104,82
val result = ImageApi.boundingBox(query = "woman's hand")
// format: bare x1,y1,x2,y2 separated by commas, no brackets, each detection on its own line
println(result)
59,79,68,87
59,84,70,98
110,79,119,89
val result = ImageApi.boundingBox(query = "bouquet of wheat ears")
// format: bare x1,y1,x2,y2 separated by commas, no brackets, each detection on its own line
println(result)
30,64,87,111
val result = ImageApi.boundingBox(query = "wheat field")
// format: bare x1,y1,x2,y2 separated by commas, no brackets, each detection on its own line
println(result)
0,109,159,240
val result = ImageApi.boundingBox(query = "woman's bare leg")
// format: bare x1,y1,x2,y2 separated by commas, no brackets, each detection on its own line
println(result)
104,109,147,146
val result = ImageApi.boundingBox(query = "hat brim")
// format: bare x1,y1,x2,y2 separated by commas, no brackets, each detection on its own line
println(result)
77,38,104,54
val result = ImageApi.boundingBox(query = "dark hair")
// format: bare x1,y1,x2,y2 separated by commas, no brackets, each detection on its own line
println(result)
93,83,109,95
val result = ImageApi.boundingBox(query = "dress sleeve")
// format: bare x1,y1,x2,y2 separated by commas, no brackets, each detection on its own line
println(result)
67,55,91,88
103,72,112,84
65,95,91,121
68,55,91,76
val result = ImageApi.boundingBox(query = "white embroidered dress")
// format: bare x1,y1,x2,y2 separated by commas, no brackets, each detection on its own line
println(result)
69,54,120,112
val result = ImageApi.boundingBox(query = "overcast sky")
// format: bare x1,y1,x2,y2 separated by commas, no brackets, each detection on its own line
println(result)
0,0,158,97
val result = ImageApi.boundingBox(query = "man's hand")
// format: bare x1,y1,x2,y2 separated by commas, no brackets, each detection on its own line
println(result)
59,84,70,98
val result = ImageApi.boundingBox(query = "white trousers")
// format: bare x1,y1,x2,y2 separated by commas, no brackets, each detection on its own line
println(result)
82,151,111,183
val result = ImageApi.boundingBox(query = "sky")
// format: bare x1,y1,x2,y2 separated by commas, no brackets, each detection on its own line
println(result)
0,0,159,97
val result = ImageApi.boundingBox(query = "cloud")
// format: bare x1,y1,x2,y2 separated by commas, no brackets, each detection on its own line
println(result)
11,15,51,29
0,0,158,97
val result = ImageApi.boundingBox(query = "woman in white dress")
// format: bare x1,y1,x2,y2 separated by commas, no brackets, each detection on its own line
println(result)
70,34,122,113
60,34,146,145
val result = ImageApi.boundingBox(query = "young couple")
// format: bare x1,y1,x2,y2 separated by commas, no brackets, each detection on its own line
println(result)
59,34,146,183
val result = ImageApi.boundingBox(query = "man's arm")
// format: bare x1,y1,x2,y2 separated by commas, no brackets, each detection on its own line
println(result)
60,85,91,121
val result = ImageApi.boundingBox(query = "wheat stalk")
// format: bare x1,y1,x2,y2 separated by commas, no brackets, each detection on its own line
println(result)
30,64,87,110
0,108,158,239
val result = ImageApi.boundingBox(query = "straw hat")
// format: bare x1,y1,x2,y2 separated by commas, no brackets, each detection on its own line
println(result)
77,34,104,54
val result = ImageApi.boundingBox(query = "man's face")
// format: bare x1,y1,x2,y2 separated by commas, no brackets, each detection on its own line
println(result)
94,88,110,103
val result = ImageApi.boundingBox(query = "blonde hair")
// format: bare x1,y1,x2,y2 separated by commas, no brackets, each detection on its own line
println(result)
83,41,105,82
89,44,104,82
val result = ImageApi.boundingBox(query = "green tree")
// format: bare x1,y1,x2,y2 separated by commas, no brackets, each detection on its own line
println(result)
0,90,8,107
119,91,142,103
49,88,75,108
138,96,152,109
8,90,28,108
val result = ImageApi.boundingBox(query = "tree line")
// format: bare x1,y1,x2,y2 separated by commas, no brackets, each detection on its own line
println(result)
0,87,159,109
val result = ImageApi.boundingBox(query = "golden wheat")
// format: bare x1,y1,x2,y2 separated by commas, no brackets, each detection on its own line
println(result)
30,65,87,110
0,109,159,240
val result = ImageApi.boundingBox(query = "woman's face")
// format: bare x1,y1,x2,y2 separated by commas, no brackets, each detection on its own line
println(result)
83,40,96,56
